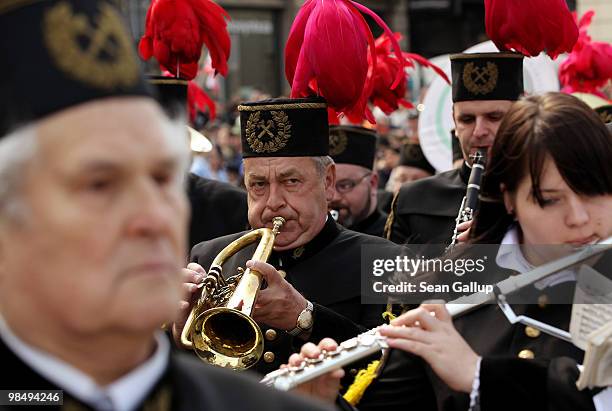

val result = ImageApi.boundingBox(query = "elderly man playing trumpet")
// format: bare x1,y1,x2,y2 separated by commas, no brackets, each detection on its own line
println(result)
177,97,401,378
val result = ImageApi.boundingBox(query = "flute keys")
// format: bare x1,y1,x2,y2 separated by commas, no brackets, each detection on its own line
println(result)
359,334,377,346
328,348,341,357
288,365,304,373
341,338,358,350
304,353,325,365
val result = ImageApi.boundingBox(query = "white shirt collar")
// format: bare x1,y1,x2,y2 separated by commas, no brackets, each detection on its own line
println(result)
0,315,169,411
495,225,576,289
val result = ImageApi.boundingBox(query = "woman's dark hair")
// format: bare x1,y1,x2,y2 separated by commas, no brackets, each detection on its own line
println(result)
470,92,612,244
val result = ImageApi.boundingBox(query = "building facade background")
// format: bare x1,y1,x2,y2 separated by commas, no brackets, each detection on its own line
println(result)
121,0,608,104
577,0,612,43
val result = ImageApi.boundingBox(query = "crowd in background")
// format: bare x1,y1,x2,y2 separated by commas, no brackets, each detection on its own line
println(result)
190,87,440,194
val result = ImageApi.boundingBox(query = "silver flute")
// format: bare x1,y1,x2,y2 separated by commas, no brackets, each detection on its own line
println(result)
260,327,388,391
260,238,612,391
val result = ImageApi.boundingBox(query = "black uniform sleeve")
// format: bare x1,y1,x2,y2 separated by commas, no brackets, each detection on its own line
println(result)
308,303,365,345
356,349,438,411
480,356,596,411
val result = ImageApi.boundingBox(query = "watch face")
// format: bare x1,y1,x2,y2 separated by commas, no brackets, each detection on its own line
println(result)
297,310,313,329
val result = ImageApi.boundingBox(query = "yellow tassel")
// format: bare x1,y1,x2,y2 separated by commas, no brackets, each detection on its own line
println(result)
343,360,380,405
341,309,396,406
382,310,396,322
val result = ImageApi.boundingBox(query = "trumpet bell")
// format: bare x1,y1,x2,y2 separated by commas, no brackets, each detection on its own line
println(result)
191,307,264,370
181,216,285,370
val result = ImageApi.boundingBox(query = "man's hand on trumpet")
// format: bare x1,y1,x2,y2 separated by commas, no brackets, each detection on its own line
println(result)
247,260,310,334
173,260,310,343
378,303,480,393
285,338,345,404
172,262,206,347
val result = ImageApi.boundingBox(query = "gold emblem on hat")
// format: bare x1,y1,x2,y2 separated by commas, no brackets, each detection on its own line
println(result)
245,111,291,153
329,129,348,156
43,1,139,90
600,111,612,124
463,62,498,96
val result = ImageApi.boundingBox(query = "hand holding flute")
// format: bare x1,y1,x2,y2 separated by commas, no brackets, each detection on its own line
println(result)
284,338,345,404
267,304,480,401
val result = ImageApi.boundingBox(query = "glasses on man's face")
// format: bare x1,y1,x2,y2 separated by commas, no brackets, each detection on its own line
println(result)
335,173,371,194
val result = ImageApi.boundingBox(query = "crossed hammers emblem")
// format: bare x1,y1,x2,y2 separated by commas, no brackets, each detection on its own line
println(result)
471,67,490,85
257,119,275,139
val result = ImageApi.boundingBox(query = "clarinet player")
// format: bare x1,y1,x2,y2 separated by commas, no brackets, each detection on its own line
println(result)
385,52,524,247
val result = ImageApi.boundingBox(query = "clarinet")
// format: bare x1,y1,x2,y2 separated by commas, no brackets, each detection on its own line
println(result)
448,148,487,247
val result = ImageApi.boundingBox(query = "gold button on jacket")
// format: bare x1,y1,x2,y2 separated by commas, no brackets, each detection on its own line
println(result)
525,326,541,338
263,351,275,363
265,329,278,341
538,294,548,309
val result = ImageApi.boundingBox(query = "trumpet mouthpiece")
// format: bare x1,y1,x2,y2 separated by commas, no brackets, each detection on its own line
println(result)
271,217,286,235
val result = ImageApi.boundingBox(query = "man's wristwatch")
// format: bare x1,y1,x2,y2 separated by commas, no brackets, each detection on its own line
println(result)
287,300,314,336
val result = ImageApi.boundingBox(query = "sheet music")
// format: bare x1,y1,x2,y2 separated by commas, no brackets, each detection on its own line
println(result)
570,265,612,350
575,321,612,390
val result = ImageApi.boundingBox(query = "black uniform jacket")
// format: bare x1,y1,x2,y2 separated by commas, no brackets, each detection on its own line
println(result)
477,356,598,411
187,173,248,249
190,216,401,375
349,209,388,238
385,163,470,245
357,251,612,411
0,337,335,411
377,190,394,215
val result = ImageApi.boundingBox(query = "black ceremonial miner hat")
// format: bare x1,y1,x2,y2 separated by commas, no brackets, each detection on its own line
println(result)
0,0,150,138
238,97,329,157
399,143,435,174
148,76,188,118
329,125,377,170
450,52,524,102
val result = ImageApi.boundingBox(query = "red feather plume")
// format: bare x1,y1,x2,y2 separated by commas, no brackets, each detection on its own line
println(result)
139,0,231,80
285,0,407,123
485,0,578,59
188,80,216,123
368,33,450,116
559,11,612,96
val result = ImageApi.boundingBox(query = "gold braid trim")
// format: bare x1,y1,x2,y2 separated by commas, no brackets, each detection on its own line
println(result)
0,0,44,15
238,102,327,112
149,78,189,86
449,52,523,60
383,191,400,240
382,308,397,322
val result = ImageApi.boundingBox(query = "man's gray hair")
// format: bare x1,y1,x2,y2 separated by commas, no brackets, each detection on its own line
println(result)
0,126,37,222
312,155,334,177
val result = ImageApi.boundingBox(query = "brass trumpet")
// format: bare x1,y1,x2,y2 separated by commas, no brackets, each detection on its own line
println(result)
181,217,285,370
